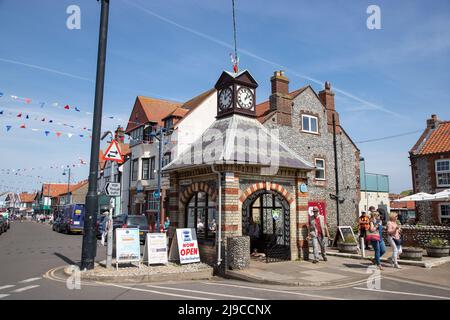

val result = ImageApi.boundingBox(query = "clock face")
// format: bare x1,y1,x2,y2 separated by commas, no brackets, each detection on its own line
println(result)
236,87,254,110
218,88,232,110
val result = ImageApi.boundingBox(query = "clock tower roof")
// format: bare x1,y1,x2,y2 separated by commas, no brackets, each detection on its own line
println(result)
214,69,258,89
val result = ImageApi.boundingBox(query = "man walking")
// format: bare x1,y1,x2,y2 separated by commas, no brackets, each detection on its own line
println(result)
307,207,330,264
358,211,370,250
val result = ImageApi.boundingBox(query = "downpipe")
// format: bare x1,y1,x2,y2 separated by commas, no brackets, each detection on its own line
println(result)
211,165,222,269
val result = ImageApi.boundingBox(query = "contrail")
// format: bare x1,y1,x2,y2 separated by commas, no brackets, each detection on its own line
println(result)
0,57,94,82
123,0,403,118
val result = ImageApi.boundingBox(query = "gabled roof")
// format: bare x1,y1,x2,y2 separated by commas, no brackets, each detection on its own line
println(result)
125,96,182,133
41,184,69,198
60,180,88,196
256,86,310,122
19,192,36,203
410,121,450,156
173,89,216,129
163,114,314,172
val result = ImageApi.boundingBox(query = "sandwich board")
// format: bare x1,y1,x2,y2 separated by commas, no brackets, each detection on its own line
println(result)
168,228,200,264
143,233,168,265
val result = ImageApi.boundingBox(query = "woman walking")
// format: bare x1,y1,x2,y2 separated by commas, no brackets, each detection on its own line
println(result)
367,211,386,270
387,212,403,269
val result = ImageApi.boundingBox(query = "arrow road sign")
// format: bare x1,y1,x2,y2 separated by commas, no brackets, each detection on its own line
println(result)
105,182,121,197
103,140,124,163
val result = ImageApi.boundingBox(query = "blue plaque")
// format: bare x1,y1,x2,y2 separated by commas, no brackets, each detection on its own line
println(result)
300,183,308,193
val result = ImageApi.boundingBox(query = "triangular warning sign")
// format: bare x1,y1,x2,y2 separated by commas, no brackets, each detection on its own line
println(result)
103,140,124,163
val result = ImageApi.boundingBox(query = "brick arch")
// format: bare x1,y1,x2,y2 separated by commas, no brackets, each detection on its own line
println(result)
239,182,295,205
179,182,217,206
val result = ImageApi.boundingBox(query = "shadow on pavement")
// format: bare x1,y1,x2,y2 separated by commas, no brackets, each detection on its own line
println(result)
54,252,78,266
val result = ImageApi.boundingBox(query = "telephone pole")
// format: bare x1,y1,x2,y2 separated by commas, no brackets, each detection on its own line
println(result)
81,0,110,270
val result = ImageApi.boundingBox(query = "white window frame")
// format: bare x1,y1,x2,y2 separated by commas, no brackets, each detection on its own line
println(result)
301,114,319,134
435,159,450,187
439,203,450,224
314,158,326,181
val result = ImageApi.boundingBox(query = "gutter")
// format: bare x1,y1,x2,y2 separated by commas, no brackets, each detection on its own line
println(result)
211,164,222,267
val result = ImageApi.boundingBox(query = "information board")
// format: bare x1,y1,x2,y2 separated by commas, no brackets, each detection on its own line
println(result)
143,233,168,265
115,228,141,269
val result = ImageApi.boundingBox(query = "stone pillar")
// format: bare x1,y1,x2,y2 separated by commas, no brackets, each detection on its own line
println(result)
227,236,250,270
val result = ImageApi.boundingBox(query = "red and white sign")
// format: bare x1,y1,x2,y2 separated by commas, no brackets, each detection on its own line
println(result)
308,201,327,223
174,228,200,264
103,140,124,163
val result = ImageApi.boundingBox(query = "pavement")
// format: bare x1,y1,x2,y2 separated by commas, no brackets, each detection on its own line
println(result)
1,220,450,300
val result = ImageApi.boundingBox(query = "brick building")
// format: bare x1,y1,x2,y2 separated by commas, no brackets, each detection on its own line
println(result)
409,114,450,224
256,71,361,231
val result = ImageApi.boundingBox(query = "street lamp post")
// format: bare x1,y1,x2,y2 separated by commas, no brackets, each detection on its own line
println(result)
63,168,71,205
150,126,167,233
81,0,110,270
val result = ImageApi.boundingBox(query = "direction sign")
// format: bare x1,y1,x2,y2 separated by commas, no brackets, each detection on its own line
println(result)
105,182,121,197
103,140,124,163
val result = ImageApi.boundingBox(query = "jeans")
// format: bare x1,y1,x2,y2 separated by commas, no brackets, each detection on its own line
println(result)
371,240,386,265
312,236,327,261
387,236,403,265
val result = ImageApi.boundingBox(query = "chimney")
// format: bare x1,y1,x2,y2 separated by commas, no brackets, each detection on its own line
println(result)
427,114,439,129
115,126,125,143
319,82,340,133
269,71,292,126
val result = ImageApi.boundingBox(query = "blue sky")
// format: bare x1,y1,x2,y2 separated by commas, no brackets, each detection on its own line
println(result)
0,0,449,193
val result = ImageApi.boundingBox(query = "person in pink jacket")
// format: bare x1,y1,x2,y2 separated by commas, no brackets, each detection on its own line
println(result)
387,212,403,269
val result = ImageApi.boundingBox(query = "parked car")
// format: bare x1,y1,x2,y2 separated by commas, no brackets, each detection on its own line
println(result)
0,216,7,234
61,204,85,234
52,216,63,233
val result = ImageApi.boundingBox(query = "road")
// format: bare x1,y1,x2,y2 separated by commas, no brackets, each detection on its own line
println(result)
1,220,450,301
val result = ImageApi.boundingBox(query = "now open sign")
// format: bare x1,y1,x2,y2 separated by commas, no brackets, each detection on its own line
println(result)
173,228,200,264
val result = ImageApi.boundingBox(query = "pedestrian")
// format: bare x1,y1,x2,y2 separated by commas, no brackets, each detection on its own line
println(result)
307,207,330,264
367,211,386,270
387,212,403,269
164,216,171,232
247,216,261,255
358,211,370,250
101,210,111,246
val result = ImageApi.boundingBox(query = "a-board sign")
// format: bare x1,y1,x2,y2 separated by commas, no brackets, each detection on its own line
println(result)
115,228,141,269
143,233,168,265
169,228,200,264
331,226,359,248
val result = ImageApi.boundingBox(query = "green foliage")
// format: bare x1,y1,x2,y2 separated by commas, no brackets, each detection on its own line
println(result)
427,238,449,247
400,190,413,196
338,234,357,245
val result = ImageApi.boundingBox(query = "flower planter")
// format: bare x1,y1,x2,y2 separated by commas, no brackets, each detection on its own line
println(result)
400,247,423,261
425,246,450,258
338,243,358,254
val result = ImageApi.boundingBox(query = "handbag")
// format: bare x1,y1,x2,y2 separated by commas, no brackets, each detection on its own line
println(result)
366,223,380,241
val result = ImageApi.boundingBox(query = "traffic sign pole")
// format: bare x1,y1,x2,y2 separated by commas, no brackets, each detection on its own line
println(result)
106,197,114,269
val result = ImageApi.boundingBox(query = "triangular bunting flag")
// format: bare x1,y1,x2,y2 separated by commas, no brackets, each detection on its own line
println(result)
45,131,50,136
20,124,26,128
0,110,3,115
67,133,73,138
75,107,80,112
64,105,70,110
41,118,45,122
0,92,3,98
49,120,53,123
17,113,22,117
6,125,11,132
24,98,32,104
79,134,84,138
56,132,62,137
26,115,29,119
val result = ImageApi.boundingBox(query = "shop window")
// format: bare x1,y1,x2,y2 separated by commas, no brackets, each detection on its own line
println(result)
301,115,318,134
186,191,216,239
315,158,326,180
162,152,171,167
436,159,450,187
150,157,156,180
148,192,159,211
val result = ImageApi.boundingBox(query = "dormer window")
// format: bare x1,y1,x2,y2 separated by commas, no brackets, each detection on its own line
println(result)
301,115,318,134
164,117,174,130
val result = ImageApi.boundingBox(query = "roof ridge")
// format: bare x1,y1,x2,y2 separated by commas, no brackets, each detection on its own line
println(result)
137,95,183,105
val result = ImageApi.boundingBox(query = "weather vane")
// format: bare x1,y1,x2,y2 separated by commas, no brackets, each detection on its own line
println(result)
230,0,239,73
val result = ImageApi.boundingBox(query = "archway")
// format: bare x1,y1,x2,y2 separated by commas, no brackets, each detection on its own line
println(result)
242,189,291,262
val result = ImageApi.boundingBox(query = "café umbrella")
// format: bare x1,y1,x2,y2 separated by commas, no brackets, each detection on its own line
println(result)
430,189,450,201
393,192,434,202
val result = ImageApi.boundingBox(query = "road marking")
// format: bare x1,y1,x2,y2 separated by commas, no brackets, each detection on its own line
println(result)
0,285,15,291
382,276,450,292
0,294,10,299
100,282,213,300
353,287,450,300
201,282,345,300
11,285,40,293
19,277,42,283
147,284,262,300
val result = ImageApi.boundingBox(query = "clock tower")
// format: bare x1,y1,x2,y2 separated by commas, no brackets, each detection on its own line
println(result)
214,70,258,119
